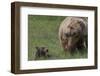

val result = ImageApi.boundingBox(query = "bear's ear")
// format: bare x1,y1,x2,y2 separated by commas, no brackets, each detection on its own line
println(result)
78,21,85,31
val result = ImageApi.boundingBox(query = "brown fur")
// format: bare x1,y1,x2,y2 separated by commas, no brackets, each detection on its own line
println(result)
59,17,87,53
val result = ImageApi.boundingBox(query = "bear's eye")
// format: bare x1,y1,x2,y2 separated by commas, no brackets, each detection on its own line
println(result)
75,35,79,38
65,33,70,37
74,34,79,38
73,32,76,35
72,32,79,38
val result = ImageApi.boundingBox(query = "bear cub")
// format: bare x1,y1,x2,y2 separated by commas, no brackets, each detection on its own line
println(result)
35,46,50,59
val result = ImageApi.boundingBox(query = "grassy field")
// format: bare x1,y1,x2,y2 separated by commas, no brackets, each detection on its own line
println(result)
28,15,87,61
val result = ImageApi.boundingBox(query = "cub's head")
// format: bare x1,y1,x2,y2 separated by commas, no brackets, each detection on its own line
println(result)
35,46,49,58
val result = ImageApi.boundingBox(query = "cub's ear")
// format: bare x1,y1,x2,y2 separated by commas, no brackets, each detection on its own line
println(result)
35,47,39,50
45,48,48,52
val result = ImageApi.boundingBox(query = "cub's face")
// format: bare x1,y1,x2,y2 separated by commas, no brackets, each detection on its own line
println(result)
35,47,48,57
63,21,82,51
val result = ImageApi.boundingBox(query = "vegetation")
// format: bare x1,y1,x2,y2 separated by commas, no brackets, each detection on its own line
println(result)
28,15,87,61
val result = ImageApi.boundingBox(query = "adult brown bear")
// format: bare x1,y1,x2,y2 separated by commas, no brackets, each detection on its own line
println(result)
59,17,87,54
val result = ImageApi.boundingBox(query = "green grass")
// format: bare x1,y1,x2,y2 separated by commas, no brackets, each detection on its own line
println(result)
28,15,88,61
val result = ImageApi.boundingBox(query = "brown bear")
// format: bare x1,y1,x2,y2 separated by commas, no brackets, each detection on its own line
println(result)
59,17,87,53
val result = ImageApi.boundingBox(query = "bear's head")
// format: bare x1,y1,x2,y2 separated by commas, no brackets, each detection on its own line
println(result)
63,19,85,51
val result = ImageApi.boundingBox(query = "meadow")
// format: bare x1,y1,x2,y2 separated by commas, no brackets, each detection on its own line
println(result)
28,15,87,61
